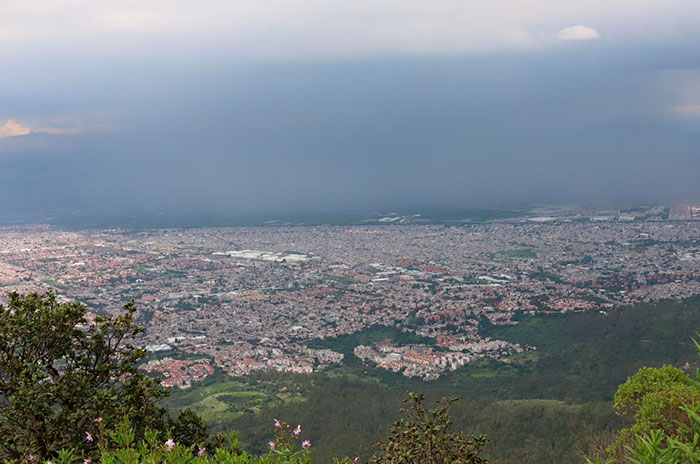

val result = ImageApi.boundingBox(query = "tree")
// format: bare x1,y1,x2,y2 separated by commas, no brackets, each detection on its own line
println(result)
168,408,210,448
371,393,488,464
0,292,179,459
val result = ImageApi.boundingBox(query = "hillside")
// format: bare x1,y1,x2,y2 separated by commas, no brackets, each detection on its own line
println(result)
163,299,700,463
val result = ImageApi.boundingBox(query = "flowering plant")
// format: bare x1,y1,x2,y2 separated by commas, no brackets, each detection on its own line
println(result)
266,419,312,464
21,418,315,464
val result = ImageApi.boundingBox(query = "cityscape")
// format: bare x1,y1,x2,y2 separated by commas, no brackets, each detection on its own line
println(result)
5,1,700,460
1,205,700,383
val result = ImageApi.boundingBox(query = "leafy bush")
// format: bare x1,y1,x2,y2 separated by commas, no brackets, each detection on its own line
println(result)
5,394,491,464
0,292,205,460
587,337,700,463
370,393,488,464
610,365,700,455
587,404,700,464
10,417,315,464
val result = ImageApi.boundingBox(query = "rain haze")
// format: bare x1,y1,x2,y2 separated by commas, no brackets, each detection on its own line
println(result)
2,1,700,221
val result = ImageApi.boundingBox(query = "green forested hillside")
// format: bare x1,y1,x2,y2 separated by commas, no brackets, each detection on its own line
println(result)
164,299,700,463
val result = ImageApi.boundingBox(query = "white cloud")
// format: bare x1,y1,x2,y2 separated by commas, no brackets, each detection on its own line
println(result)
556,25,601,40
0,115,114,141
0,120,31,139
0,1,697,60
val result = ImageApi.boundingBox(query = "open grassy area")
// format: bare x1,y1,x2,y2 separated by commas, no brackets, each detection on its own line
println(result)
162,370,307,430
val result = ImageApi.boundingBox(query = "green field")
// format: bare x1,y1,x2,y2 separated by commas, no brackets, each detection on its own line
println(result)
162,370,306,428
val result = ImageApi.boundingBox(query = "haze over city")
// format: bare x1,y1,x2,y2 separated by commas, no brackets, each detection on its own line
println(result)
6,3,700,463
2,1,700,218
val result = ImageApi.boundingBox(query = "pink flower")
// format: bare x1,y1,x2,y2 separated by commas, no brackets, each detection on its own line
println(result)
85,431,93,442
46,461,53,464
84,460,91,464
165,439,175,452
293,424,301,436
93,417,103,425
302,440,311,449
198,447,206,456
28,455,35,462
268,441,275,449
274,418,281,428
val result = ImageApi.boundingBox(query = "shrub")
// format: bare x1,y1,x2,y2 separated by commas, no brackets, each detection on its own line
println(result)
370,393,488,464
0,292,204,460
587,336,700,463
10,417,314,464
609,366,700,455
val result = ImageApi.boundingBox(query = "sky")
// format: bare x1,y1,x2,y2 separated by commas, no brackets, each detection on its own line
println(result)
1,1,700,218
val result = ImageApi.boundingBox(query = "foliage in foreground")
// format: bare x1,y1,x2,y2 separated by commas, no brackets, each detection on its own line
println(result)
0,292,206,460
15,417,315,464
0,292,488,464
7,291,700,463
8,394,487,464
586,337,700,463
371,393,488,464
587,404,700,464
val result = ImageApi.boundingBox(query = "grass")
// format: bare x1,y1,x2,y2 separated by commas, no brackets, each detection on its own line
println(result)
501,350,541,364
162,369,307,430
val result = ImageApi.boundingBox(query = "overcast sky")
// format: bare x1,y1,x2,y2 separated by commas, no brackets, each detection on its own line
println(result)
1,1,700,217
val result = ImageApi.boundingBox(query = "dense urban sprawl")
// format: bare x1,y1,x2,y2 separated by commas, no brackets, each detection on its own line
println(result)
1,205,699,382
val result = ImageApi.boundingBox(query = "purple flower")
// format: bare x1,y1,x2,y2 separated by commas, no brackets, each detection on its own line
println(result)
274,418,281,428
198,447,206,456
165,439,175,452
93,417,103,425
85,431,93,442
293,424,301,436
302,440,311,449
268,441,275,449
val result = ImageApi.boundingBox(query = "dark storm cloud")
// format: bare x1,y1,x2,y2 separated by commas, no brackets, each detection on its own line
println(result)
1,42,700,217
